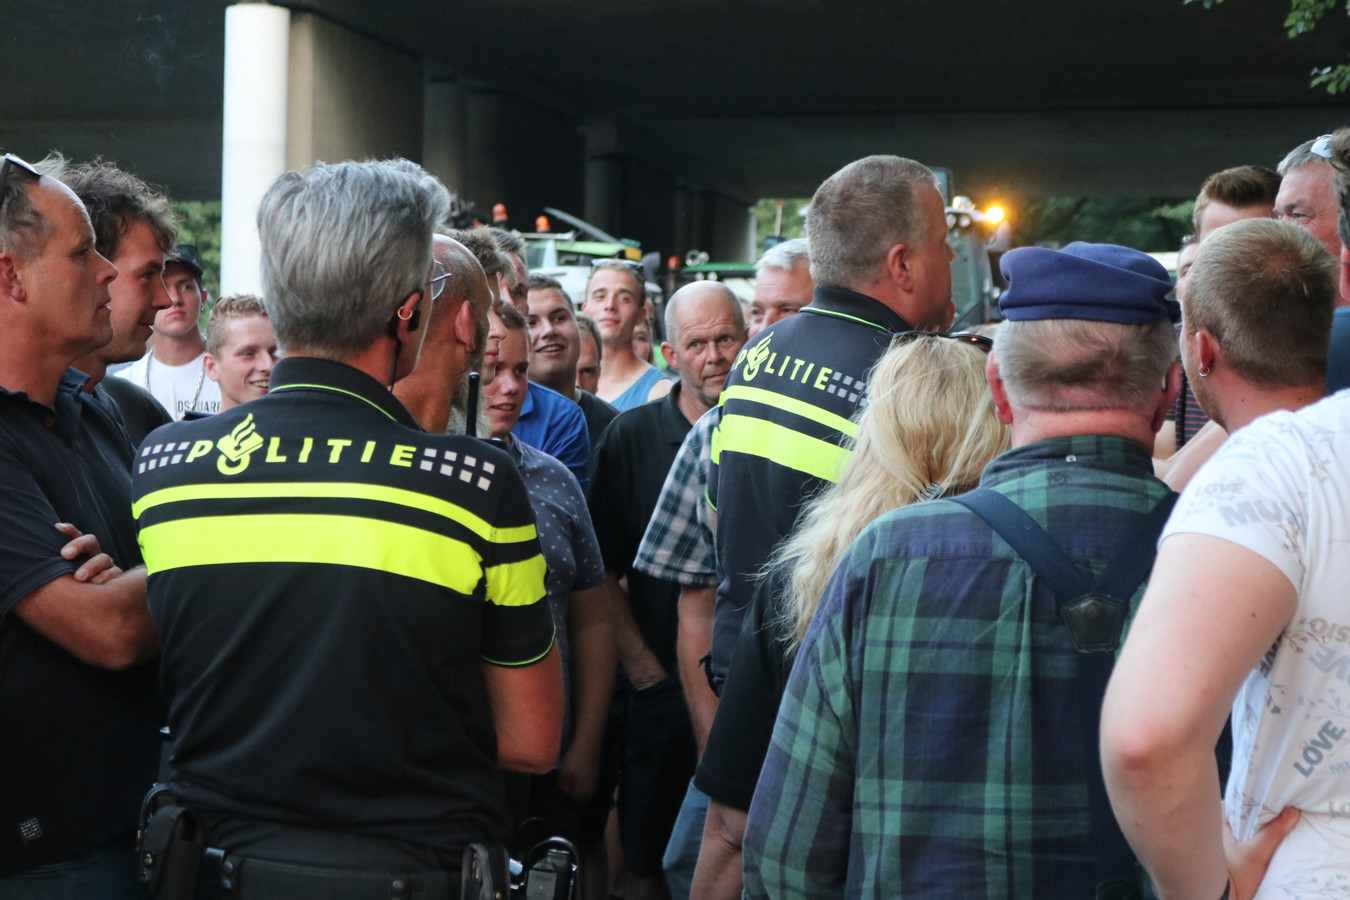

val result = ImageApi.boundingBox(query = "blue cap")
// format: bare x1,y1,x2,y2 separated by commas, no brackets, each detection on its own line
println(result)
998,243,1179,324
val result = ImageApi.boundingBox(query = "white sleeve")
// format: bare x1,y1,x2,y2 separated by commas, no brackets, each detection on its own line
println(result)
1161,414,1308,592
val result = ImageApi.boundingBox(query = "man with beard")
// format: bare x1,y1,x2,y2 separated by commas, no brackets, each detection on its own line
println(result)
393,232,494,434
587,282,746,899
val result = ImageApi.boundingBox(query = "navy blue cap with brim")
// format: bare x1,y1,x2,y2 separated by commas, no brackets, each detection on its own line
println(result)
165,243,203,279
998,242,1180,324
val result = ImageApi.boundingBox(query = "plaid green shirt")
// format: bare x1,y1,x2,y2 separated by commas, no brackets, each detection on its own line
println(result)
742,435,1171,899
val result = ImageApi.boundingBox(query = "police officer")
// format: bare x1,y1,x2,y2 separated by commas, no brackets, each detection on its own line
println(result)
132,158,562,898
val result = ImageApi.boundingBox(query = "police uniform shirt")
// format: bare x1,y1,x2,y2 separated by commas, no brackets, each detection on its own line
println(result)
707,285,909,691
131,357,553,865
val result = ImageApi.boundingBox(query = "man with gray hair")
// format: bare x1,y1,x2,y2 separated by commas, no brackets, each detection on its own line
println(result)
629,237,814,898
587,281,746,900
748,237,813,334
1276,134,1342,260
745,243,1182,898
130,158,562,895
0,153,161,897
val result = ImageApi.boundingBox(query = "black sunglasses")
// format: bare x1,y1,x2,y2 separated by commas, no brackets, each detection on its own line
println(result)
892,330,994,354
0,153,41,213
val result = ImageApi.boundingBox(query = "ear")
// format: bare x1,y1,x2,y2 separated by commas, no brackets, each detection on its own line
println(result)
986,352,1014,425
451,299,475,348
1340,244,1349,305
391,292,423,343
203,353,221,383
660,341,677,369
1194,329,1220,375
1151,360,1183,434
0,252,27,304
884,242,913,292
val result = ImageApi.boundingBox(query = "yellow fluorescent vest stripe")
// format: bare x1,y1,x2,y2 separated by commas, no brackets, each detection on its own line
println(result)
711,415,851,482
140,513,543,603
133,482,535,545
717,385,859,439
485,553,550,608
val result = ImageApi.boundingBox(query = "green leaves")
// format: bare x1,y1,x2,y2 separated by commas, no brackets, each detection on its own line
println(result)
1186,0,1350,93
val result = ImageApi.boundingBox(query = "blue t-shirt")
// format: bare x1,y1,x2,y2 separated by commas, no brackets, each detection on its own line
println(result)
513,383,590,492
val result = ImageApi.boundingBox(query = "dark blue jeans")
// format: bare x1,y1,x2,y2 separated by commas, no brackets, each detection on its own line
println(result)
0,832,141,900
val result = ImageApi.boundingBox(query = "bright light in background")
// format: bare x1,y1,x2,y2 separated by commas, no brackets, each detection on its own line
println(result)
985,205,1006,225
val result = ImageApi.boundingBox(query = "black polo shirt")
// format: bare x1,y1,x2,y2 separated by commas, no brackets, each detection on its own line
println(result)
575,389,619,468
0,369,163,873
706,285,910,690
587,385,693,674
93,374,172,448
132,357,554,868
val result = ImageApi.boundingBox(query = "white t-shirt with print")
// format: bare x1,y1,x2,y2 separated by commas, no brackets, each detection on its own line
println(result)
115,352,222,421
1163,391,1350,895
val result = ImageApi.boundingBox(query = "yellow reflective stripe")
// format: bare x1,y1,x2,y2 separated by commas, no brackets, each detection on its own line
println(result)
484,552,548,608
484,629,556,667
718,385,859,439
133,482,535,545
141,513,488,593
712,414,851,482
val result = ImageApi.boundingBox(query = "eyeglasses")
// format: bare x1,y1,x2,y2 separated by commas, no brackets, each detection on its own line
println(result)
891,330,994,354
429,261,451,301
1310,134,1334,160
0,153,40,214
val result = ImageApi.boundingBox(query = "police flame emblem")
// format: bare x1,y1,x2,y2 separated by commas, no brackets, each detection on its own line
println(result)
216,414,264,475
741,337,772,382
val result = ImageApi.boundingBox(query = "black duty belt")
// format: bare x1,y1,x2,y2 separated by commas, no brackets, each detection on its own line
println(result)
199,849,455,900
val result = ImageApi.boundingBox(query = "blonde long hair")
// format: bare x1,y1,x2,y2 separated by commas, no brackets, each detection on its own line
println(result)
775,335,1010,650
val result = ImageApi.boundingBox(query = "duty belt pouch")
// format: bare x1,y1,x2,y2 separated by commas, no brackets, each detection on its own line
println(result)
949,488,1176,900
461,842,510,900
137,786,206,900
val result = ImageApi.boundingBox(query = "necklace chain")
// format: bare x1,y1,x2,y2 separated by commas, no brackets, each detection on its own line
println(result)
145,353,206,413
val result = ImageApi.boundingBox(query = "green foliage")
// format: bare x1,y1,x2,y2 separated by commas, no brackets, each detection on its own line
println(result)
172,200,222,300
1184,0,1350,93
1015,197,1196,251
754,198,808,250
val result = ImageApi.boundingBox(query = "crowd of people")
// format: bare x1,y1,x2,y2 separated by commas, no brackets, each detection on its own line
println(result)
0,126,1348,900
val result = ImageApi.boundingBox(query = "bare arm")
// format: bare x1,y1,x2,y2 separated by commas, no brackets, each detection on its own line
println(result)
1159,420,1228,491
690,798,747,900
604,571,667,689
678,584,719,754
13,565,156,669
558,583,616,799
483,643,565,774
1101,534,1298,899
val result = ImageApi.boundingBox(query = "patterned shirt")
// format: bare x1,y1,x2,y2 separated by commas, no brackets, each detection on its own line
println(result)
743,435,1171,899
631,407,718,588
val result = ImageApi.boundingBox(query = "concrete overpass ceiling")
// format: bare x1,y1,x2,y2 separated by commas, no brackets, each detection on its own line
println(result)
3,0,1348,202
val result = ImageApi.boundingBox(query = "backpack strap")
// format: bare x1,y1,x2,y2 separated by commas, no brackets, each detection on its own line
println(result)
948,487,1177,898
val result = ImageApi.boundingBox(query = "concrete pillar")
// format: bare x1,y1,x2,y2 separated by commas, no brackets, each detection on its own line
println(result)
220,1,289,296
286,12,423,168
423,77,468,195
583,120,623,235
708,193,753,262
464,90,508,215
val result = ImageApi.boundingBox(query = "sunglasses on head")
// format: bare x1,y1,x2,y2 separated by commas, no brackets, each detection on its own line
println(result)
891,330,994,354
590,259,644,274
0,153,41,213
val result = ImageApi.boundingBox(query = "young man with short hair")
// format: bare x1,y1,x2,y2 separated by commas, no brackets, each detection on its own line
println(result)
116,243,222,418
203,294,278,412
